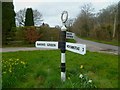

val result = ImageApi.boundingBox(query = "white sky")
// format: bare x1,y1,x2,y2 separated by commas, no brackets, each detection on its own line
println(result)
13,0,119,27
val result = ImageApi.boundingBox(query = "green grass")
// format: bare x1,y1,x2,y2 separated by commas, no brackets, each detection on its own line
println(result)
66,39,76,43
78,36,119,46
2,50,118,88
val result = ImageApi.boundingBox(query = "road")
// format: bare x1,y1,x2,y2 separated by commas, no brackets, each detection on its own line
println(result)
1,47,56,53
75,36,119,55
1,37,119,55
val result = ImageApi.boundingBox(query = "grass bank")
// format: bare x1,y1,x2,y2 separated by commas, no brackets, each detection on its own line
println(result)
66,39,76,43
78,36,119,46
2,50,118,88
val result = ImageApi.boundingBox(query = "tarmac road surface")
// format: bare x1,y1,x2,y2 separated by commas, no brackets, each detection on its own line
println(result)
1,37,119,55
75,36,119,55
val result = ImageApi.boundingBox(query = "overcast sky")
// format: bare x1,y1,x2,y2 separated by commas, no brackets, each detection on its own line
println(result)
13,0,119,27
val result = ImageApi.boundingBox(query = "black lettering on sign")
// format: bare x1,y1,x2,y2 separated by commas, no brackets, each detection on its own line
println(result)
82,48,84,52
47,43,56,47
67,45,79,50
67,36,73,38
67,33,72,35
37,43,45,46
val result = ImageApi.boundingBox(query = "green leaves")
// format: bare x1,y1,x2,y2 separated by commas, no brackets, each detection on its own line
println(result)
2,2,16,45
25,8,34,26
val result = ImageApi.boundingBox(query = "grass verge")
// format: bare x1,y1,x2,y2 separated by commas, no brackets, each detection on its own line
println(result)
2,50,118,88
66,39,76,43
78,36,119,46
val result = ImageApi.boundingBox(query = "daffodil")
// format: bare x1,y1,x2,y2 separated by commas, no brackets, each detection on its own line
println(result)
9,58,12,61
16,59,19,61
88,79,92,83
79,74,83,78
80,65,83,69
68,77,70,80
21,61,26,65
23,62,26,65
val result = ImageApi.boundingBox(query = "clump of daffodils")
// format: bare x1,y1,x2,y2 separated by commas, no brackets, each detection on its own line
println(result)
79,73,96,88
2,58,27,74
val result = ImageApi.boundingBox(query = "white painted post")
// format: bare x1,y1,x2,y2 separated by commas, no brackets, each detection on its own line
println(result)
60,25,67,82
61,53,66,82
60,11,68,82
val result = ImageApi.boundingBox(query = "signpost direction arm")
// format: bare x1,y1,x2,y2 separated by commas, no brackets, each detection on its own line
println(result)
66,42,86,55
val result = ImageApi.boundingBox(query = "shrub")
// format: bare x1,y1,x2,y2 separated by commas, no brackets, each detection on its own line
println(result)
37,26,59,41
23,26,41,44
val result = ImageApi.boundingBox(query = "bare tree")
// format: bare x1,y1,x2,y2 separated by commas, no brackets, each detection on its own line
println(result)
16,8,26,26
16,8,43,26
33,9,43,26
65,18,75,31
97,4,118,40
73,3,95,37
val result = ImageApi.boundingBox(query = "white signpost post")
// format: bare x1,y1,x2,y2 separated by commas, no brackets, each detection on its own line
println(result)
35,11,86,82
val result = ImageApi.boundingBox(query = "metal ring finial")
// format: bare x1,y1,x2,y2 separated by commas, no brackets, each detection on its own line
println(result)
61,11,68,23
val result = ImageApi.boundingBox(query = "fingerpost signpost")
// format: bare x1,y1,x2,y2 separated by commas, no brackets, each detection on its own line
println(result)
35,11,86,82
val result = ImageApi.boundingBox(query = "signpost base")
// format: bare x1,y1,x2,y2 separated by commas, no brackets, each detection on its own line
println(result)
61,72,66,82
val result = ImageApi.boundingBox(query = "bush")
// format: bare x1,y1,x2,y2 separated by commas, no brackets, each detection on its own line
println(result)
4,26,60,46
15,27,25,41
37,26,60,41
90,24,113,41
23,26,41,44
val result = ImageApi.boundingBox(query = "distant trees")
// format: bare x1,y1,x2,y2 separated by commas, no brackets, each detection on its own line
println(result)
11,8,43,45
2,2,16,44
33,9,43,26
73,3,95,37
97,4,118,39
117,1,120,39
96,3,118,40
65,18,75,31
15,8,26,26
25,8,34,26
0,1,1,26
16,8,43,26
72,3,118,41
0,2,1,46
